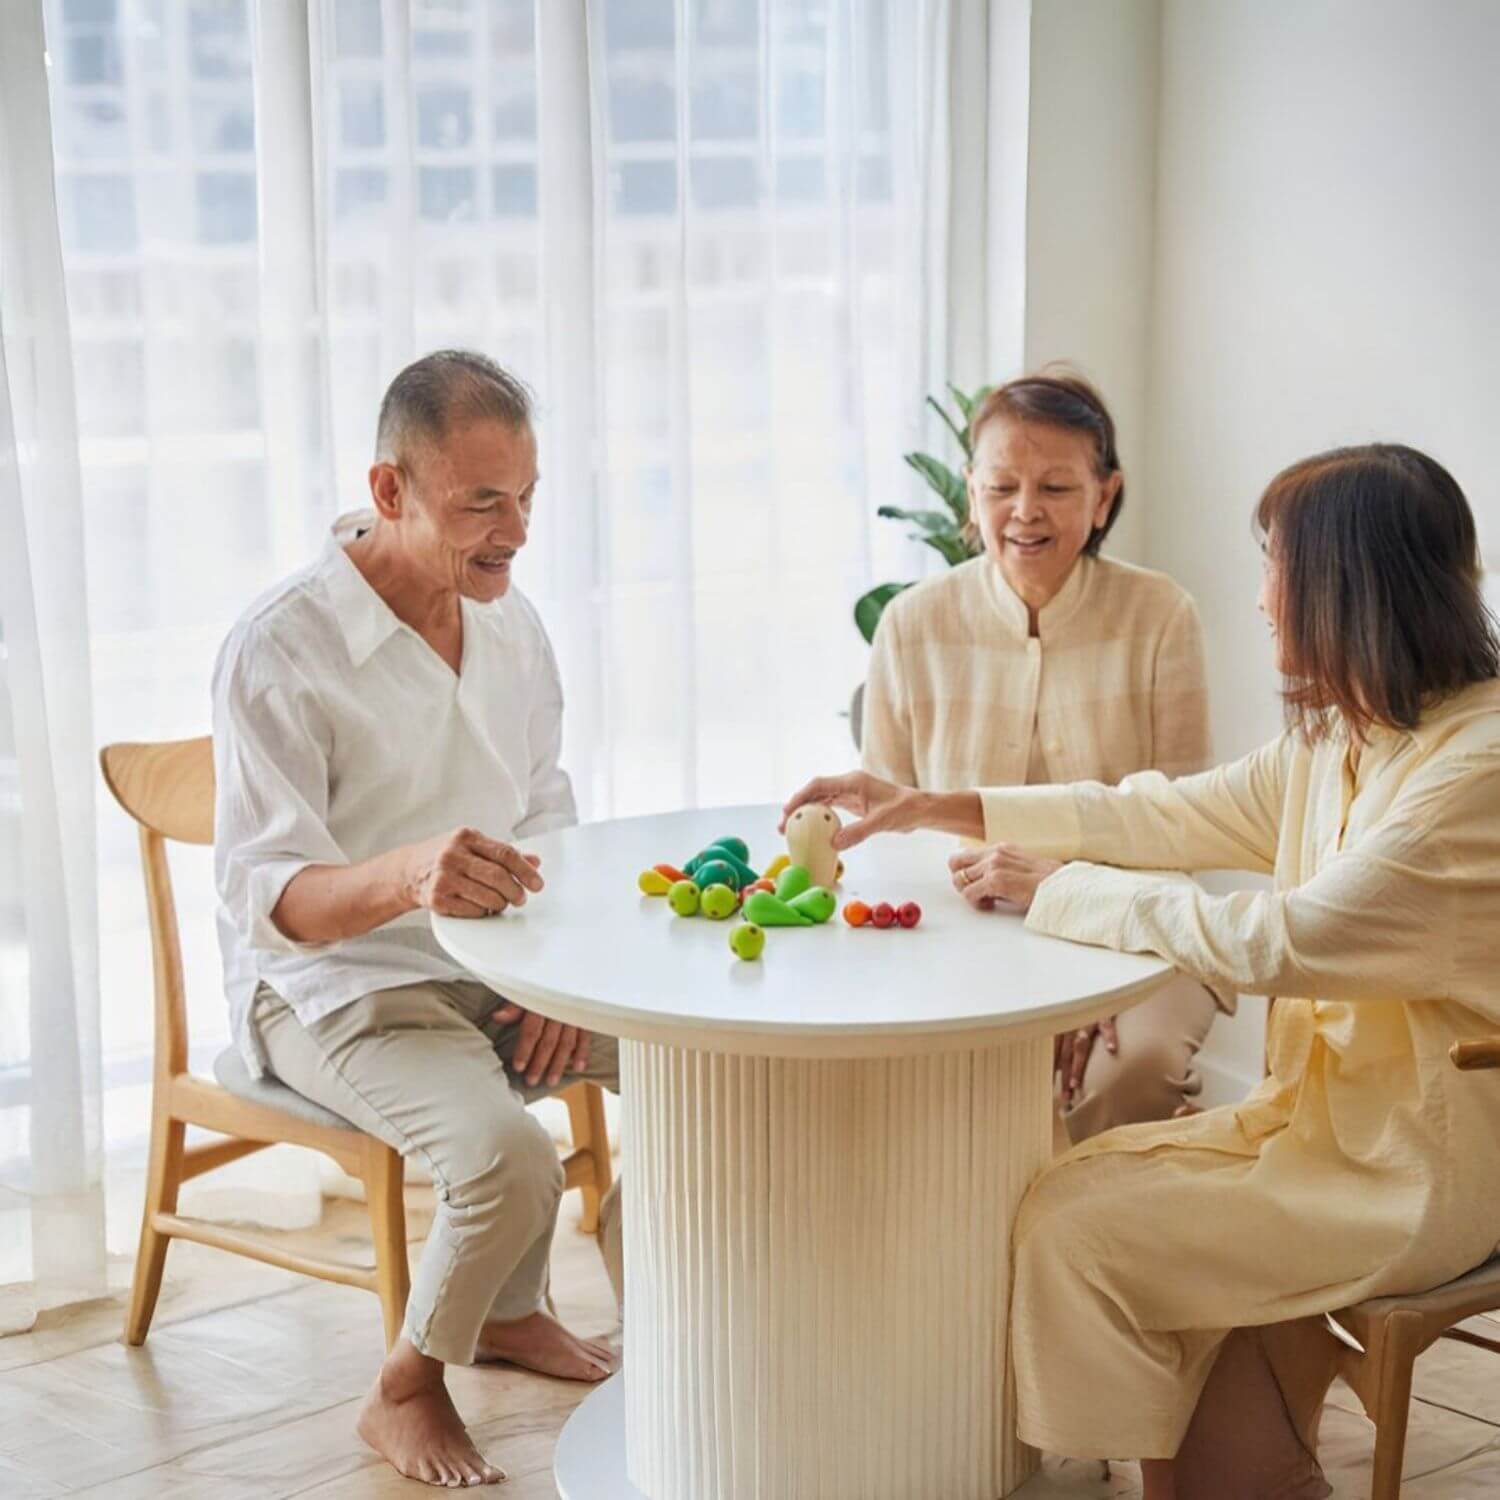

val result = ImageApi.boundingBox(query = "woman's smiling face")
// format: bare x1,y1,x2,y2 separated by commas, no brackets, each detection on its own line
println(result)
968,416,1120,614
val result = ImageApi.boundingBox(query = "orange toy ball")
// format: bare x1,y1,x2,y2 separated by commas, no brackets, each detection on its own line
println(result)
843,900,872,927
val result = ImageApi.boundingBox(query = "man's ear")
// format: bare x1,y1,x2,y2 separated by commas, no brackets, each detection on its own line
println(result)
1095,469,1123,529
369,460,405,520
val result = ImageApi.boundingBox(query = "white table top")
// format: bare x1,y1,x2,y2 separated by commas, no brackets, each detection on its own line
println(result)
432,804,1175,1058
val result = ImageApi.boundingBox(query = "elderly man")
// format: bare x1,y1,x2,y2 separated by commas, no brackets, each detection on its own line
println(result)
213,350,618,1489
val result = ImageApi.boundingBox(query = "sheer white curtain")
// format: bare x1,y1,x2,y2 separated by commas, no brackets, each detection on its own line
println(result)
2,0,1017,1314
0,0,105,1332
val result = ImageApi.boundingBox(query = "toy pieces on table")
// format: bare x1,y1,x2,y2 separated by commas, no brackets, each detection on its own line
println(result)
700,884,737,920
788,887,836,924
762,853,791,883
668,879,701,916
774,864,812,902
730,923,766,960
842,900,871,927
743,890,814,927
684,842,759,888
638,869,673,896
693,857,745,893
655,863,689,883
870,902,896,928
897,901,922,928
785,805,841,888
743,878,775,897
842,898,921,928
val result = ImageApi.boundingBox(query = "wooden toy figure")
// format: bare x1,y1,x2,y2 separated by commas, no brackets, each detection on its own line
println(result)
785,804,841,887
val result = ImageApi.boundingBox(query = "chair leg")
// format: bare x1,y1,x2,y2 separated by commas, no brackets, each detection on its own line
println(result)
124,1113,185,1346
363,1140,410,1352
565,1082,612,1235
1369,1314,1421,1500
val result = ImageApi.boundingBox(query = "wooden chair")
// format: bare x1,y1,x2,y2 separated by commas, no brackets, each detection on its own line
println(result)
1326,1034,1500,1500
101,735,614,1351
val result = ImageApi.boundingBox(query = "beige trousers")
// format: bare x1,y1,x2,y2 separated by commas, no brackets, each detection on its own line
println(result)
1058,974,1220,1145
254,979,620,1367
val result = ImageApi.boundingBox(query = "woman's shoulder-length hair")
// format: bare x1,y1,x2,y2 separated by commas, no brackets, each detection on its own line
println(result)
1255,442,1500,743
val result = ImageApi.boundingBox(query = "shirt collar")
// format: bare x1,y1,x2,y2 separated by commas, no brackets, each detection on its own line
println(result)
320,509,406,669
980,553,1096,641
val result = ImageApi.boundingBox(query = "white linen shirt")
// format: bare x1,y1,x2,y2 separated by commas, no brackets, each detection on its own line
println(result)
213,510,577,1077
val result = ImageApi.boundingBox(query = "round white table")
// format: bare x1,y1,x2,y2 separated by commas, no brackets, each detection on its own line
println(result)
433,804,1173,1500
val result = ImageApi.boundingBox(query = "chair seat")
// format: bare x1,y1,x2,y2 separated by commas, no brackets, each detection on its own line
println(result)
212,1047,357,1133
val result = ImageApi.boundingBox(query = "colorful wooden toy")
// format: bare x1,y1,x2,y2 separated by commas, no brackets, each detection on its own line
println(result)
785,805,841,887
695,858,743,893
763,853,791,882
685,842,759,888
701,884,737,920
639,869,673,896
870,901,896,929
743,890,814,927
842,900,871,927
774,864,812,902
789,887,836,924
729,923,766,960
897,901,923,928
668,879,702,917
655,863,689,883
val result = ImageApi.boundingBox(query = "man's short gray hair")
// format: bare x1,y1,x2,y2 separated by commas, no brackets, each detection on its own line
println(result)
375,350,533,462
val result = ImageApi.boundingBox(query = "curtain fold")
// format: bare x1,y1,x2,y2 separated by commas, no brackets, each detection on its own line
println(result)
0,0,105,1332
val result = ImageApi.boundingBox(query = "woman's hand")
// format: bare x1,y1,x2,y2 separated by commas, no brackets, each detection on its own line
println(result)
948,842,1063,912
780,771,919,851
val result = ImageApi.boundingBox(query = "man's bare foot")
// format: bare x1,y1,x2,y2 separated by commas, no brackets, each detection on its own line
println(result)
475,1309,619,1382
357,1339,507,1488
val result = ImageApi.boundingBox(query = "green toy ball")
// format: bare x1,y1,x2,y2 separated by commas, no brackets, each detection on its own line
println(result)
668,879,701,917
700,884,737,920
789,886,836,924
694,858,742,893
730,923,766,960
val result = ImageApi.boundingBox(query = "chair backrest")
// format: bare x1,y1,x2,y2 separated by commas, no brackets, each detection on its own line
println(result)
99,737,214,845
98,737,215,1080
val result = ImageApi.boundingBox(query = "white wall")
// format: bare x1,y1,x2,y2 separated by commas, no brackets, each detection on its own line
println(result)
1023,0,1162,564
1143,0,1500,1093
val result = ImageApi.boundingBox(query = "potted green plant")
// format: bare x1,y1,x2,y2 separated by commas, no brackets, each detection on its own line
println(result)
848,383,989,748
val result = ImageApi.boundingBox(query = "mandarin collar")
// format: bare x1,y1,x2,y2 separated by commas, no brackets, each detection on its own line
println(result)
979,553,1096,641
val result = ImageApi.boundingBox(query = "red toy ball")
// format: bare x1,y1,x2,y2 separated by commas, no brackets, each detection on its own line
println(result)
870,901,896,929
897,901,922,928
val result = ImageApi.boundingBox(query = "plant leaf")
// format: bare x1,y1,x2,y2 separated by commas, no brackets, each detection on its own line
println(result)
921,532,974,567
926,395,969,455
903,452,968,526
876,505,959,538
854,582,911,645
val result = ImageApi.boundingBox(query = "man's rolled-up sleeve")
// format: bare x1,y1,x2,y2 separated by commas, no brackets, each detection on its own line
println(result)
213,627,347,953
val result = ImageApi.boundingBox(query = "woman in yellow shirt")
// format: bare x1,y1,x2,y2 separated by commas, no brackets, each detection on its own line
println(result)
787,443,1500,1497
861,372,1226,1142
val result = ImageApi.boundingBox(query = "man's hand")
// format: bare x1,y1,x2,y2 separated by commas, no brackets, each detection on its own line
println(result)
779,771,917,851
404,827,544,918
1054,1018,1119,1105
948,843,1063,912
493,1002,591,1088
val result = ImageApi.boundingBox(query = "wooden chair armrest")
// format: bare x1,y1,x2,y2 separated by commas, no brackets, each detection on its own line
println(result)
1450,1037,1500,1071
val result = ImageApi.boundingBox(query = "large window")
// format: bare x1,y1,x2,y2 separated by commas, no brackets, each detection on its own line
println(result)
36,0,925,1163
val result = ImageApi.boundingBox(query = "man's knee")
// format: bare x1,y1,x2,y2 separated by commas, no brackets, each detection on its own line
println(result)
438,1103,564,1218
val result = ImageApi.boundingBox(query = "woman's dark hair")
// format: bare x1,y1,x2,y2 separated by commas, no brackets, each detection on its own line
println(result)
1254,443,1499,741
967,370,1123,555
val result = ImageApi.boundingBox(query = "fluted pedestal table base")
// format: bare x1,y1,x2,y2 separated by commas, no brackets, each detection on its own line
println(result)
558,1036,1054,1500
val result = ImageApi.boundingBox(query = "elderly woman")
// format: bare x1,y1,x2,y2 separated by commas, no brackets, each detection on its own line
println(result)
862,372,1226,1141
790,443,1500,1498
